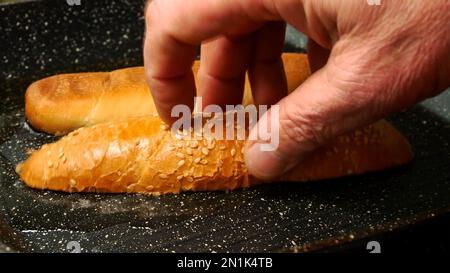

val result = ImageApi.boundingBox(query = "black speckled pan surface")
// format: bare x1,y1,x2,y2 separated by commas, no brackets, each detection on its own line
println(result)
0,0,449,253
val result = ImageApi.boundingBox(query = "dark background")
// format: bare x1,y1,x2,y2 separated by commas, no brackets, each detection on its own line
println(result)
0,0,449,253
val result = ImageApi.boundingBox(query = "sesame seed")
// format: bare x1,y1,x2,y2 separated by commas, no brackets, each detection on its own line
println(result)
159,173,168,179
201,159,208,165
219,145,226,150
69,179,76,187
176,152,185,159
146,185,154,190
160,124,169,130
230,148,236,157
62,156,67,163
126,184,135,193
178,160,185,167
48,161,53,167
167,146,175,151
186,147,193,155
190,141,199,148
194,157,201,164
201,147,209,155
177,175,183,181
187,177,194,182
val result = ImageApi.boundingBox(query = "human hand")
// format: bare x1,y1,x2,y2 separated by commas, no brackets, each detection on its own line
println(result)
144,0,450,180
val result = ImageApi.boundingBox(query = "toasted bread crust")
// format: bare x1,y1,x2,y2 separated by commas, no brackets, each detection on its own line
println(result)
17,116,413,194
19,53,413,194
25,53,310,135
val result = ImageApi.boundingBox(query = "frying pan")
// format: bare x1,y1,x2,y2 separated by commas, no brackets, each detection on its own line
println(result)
1,0,449,253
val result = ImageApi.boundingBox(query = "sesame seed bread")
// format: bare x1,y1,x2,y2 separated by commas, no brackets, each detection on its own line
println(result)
17,52,413,194
16,116,413,194
25,53,310,135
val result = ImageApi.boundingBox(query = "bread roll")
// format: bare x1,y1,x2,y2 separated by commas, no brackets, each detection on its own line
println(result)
25,53,310,135
20,52,413,194
16,116,413,195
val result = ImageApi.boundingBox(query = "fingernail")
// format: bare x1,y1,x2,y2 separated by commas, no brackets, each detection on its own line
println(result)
245,143,288,180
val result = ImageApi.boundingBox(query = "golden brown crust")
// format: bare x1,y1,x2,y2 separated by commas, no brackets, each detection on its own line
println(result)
19,52,413,194
16,116,413,195
17,116,251,194
279,120,413,182
25,68,156,135
25,53,310,135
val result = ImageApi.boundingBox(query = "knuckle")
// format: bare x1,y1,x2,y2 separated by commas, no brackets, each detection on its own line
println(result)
280,103,330,152
328,59,374,99
326,55,382,112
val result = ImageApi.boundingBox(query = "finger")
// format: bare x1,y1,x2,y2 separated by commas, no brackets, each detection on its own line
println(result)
143,0,281,124
248,21,288,106
244,52,383,180
199,34,252,109
144,2,197,123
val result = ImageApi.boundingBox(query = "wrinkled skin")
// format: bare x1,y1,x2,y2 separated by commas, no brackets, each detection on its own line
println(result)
144,0,450,180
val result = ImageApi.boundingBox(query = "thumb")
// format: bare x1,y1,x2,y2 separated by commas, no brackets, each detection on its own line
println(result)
244,56,383,180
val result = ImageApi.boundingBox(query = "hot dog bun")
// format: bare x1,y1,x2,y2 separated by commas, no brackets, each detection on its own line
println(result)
25,53,310,135
19,53,413,194
16,116,413,194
